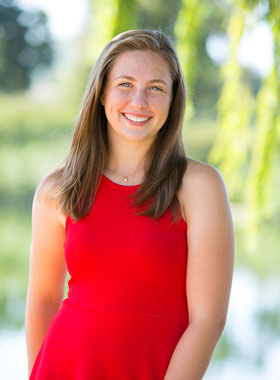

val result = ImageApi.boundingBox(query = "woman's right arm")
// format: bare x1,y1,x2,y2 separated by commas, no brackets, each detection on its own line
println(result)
25,178,68,377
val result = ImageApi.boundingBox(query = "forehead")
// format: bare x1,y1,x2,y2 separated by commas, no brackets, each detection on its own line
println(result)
108,50,172,83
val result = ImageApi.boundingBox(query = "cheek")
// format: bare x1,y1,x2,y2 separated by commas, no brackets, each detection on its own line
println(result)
111,89,130,102
150,96,171,116
104,94,121,114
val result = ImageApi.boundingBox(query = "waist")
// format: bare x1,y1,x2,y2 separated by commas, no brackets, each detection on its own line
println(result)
63,298,189,320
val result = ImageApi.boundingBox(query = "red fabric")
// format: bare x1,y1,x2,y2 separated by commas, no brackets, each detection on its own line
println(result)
30,174,189,380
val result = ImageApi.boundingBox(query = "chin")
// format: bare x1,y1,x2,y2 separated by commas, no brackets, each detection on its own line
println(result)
120,131,151,142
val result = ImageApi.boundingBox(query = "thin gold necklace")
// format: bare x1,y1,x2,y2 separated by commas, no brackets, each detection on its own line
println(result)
105,164,144,182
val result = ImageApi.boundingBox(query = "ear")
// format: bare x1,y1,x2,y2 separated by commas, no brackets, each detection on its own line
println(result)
100,93,105,106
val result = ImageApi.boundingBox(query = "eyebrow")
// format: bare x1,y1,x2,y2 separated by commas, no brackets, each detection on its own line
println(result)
113,75,168,86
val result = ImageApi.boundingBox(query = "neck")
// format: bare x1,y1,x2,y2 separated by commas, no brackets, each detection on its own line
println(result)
105,137,150,175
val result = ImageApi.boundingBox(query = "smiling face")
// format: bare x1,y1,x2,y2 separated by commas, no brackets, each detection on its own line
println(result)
101,50,173,145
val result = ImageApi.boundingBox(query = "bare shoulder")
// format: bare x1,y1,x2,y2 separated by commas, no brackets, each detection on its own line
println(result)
182,158,225,190
178,158,231,223
34,173,66,229
178,159,234,329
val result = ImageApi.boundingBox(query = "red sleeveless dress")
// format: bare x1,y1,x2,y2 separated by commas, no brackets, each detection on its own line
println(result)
29,174,189,380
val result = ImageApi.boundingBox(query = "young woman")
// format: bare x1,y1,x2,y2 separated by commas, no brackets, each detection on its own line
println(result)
25,29,234,380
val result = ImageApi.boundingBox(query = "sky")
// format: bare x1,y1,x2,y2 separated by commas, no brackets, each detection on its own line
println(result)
206,20,273,77
17,0,89,40
17,0,274,77
238,21,273,77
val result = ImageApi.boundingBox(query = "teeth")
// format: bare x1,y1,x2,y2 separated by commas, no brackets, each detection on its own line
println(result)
124,113,150,122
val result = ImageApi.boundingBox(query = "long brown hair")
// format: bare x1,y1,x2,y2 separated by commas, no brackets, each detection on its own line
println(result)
45,29,188,224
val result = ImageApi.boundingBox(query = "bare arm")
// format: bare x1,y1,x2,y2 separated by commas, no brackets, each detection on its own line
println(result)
25,178,67,376
164,162,235,380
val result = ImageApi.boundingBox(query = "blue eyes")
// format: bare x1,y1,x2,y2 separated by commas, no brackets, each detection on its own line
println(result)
120,83,132,87
119,83,162,91
150,85,162,91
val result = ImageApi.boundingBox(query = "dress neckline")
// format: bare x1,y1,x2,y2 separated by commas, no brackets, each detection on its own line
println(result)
102,173,141,188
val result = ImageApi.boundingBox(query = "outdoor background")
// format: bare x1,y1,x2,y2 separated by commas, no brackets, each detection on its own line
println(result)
0,0,279,379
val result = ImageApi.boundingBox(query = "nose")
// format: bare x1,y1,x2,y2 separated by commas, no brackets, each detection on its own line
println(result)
130,88,148,108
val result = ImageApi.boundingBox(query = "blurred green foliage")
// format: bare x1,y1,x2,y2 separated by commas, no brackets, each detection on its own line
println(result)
207,0,280,252
0,94,75,327
0,2,53,92
0,94,75,212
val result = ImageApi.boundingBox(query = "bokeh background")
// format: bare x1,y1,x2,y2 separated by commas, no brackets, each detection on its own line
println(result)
0,0,279,378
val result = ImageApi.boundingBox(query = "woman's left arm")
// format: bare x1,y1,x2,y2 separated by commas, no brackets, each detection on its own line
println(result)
164,163,235,380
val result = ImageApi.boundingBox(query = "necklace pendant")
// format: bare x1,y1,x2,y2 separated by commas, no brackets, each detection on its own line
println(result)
123,176,128,182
